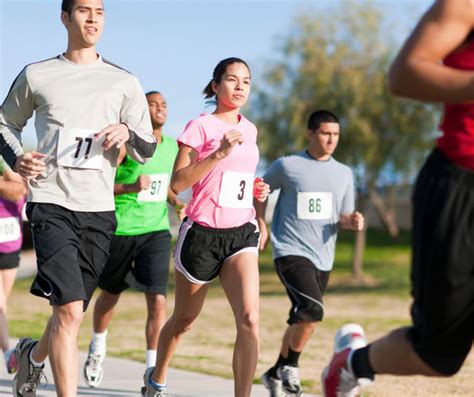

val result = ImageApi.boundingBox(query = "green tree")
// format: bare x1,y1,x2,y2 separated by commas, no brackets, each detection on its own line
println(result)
252,1,438,278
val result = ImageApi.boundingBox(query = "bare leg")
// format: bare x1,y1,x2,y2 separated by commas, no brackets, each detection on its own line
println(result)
145,293,167,351
0,268,17,352
283,321,317,355
151,271,209,384
220,252,260,397
369,327,443,376
48,301,84,397
93,290,120,333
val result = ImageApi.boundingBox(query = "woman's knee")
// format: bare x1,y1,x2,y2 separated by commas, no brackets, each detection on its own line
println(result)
237,310,259,334
171,314,196,335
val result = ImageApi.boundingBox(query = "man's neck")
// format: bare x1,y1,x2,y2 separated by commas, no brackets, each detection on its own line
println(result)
153,128,163,143
63,46,98,64
306,148,331,161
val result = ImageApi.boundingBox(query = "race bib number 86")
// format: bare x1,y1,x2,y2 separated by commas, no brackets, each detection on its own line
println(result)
297,192,333,220
218,171,254,209
57,128,105,170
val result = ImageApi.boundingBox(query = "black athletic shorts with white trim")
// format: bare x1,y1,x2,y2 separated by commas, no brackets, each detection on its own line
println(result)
174,217,260,284
407,149,474,376
26,203,116,311
274,255,330,324
0,250,20,270
98,230,171,295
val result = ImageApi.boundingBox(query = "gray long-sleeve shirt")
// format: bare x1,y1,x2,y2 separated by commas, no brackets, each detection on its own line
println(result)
0,55,156,211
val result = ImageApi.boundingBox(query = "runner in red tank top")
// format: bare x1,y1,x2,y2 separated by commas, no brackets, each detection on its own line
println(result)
321,1,474,396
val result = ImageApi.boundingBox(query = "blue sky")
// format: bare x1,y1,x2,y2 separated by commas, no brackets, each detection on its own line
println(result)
1,0,432,149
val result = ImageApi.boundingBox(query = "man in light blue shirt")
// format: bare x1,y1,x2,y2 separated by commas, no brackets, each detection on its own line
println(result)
255,110,364,396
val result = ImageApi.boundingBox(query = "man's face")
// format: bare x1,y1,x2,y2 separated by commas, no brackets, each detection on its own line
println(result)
308,122,340,156
62,0,105,48
147,93,168,129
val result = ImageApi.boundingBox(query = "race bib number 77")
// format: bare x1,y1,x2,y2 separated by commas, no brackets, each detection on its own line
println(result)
297,192,333,220
57,128,105,170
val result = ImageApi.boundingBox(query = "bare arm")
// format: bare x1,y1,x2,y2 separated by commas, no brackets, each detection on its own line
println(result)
170,130,243,194
388,0,474,102
113,146,152,195
0,168,26,202
254,198,269,251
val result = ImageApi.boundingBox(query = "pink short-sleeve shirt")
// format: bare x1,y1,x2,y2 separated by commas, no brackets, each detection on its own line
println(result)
178,113,259,228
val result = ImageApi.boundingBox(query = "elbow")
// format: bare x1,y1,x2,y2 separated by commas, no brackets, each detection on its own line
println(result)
170,179,183,195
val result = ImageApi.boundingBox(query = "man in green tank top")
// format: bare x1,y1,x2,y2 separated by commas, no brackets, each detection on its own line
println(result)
83,92,185,393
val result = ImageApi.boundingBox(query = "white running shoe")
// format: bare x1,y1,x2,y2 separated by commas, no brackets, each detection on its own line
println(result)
261,368,287,397
83,344,105,388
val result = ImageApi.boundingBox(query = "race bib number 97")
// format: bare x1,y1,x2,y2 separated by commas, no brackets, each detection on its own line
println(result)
57,128,105,170
0,217,21,243
218,171,254,209
137,174,169,202
297,192,333,220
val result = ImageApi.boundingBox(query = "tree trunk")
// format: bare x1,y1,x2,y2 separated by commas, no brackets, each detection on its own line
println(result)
368,187,399,238
352,226,366,279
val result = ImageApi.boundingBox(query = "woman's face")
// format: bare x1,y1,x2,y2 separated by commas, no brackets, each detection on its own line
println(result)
212,62,251,110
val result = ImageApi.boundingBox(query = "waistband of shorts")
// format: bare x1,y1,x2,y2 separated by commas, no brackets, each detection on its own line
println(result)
187,218,256,234
430,148,474,182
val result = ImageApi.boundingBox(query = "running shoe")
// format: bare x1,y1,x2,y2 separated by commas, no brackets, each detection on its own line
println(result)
261,368,287,397
278,365,302,395
83,344,105,388
143,367,169,397
12,338,45,397
6,348,18,374
321,323,372,397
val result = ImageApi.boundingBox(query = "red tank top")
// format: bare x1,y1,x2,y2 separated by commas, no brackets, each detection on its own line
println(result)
438,36,474,169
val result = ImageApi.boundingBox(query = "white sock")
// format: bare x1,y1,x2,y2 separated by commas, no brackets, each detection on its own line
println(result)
90,330,107,357
29,348,44,367
146,350,157,369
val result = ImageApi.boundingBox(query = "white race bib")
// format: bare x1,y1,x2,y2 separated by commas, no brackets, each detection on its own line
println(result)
218,171,254,209
137,174,169,202
0,217,21,243
297,192,333,220
57,128,105,170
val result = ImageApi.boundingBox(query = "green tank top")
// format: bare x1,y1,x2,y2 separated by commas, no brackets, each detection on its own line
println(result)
114,135,178,235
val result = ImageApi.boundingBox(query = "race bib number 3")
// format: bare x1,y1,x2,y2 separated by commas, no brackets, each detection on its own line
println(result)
137,174,169,202
57,128,104,170
297,192,333,220
0,217,21,243
218,171,254,209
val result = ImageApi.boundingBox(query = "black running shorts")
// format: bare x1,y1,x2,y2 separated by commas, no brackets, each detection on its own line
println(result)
274,255,330,324
407,149,474,375
98,230,171,295
26,203,116,311
0,250,20,270
174,218,260,284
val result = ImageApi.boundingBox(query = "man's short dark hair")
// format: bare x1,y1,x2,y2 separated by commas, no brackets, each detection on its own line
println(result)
307,110,339,132
145,91,162,97
61,0,75,15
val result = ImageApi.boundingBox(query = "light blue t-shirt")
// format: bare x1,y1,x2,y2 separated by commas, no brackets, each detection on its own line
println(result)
264,151,355,271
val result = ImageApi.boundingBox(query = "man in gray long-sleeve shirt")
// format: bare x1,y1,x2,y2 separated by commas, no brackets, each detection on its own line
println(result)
0,1,156,395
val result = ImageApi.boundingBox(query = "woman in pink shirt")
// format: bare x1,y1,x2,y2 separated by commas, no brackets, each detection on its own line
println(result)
144,57,269,397
0,162,26,374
